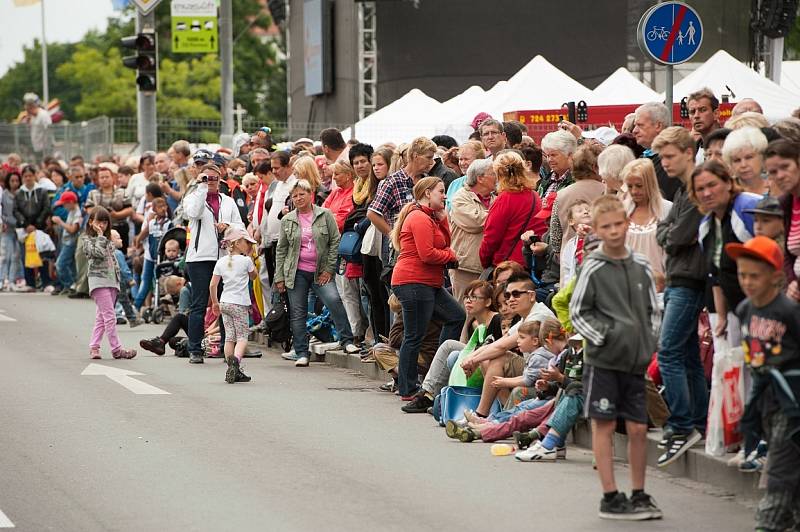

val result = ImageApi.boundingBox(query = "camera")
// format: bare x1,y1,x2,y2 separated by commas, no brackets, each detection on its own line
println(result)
526,233,540,246
199,173,208,183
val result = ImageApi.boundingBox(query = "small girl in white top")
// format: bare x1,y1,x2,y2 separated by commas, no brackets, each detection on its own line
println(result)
210,227,258,383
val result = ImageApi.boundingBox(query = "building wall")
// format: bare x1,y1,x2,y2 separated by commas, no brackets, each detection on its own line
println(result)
288,0,752,129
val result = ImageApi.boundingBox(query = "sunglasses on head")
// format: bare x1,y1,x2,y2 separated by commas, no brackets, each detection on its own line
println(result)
504,289,534,300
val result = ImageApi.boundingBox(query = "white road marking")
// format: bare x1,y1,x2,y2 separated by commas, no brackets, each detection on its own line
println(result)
81,364,170,395
0,309,16,322
0,508,14,528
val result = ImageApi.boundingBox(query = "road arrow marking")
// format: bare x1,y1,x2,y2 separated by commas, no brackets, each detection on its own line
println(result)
81,364,170,395
0,309,16,322
0,508,14,528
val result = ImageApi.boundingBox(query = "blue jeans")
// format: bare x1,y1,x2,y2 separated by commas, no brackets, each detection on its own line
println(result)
0,231,22,284
287,270,354,360
491,397,550,423
657,286,708,434
56,241,77,289
392,283,466,396
134,258,155,309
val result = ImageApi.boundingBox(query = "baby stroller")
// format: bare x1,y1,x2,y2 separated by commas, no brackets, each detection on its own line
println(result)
142,226,187,325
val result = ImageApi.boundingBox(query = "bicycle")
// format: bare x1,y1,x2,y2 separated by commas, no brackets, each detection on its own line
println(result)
646,26,669,41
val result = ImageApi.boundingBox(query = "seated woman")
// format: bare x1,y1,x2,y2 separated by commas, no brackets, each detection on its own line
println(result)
139,277,192,355
402,280,501,413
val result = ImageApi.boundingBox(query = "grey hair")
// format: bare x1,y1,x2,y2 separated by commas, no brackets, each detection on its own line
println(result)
722,126,768,166
465,158,494,187
636,102,671,128
598,144,636,180
541,130,578,156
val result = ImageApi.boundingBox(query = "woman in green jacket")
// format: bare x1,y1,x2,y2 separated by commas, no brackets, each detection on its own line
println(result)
275,179,357,367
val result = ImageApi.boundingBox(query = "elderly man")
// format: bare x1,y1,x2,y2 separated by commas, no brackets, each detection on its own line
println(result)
448,159,496,302
731,98,763,116
633,101,681,201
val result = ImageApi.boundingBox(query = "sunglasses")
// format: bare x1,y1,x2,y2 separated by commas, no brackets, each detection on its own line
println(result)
504,289,534,300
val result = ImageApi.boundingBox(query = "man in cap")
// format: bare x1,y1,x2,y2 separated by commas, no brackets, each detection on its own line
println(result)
23,92,52,163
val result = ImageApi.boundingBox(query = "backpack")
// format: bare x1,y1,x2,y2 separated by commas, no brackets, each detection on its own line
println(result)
264,293,292,351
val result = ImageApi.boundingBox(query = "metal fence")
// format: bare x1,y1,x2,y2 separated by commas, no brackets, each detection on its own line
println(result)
0,117,111,162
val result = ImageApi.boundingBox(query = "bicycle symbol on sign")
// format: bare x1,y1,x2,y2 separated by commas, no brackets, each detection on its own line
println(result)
646,26,670,41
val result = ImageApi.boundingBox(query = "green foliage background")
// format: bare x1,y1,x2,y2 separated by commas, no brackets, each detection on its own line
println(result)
0,0,286,124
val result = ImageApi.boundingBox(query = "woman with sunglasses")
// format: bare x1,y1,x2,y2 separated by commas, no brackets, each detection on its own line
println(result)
183,163,245,365
403,280,501,413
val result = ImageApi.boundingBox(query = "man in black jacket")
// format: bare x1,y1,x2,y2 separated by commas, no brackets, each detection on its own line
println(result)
653,126,707,466
14,167,52,290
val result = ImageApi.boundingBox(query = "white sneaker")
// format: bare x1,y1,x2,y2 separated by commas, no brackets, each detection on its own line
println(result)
727,449,746,467
344,343,361,354
515,441,558,462
295,356,309,367
281,349,297,360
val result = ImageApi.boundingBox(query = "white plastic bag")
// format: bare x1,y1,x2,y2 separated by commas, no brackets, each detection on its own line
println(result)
705,337,745,457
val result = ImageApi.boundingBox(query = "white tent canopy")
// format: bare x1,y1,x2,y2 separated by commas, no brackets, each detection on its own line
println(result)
591,67,661,105
668,49,798,120
343,88,442,147
780,61,800,96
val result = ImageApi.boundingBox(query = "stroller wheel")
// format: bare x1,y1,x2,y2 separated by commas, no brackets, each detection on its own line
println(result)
153,308,164,324
142,308,153,323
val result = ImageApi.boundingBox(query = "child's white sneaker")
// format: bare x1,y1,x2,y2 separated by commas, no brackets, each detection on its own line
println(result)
515,441,558,462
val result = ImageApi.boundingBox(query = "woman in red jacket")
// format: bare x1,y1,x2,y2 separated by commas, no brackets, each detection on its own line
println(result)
391,176,466,399
479,151,544,270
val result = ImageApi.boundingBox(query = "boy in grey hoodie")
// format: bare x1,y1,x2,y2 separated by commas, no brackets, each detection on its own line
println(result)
570,195,661,522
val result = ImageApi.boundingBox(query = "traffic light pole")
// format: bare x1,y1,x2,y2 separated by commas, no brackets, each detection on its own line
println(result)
136,10,157,152
219,0,234,148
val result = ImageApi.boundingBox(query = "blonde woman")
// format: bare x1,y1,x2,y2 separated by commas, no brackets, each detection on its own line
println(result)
621,158,672,280
390,176,465,400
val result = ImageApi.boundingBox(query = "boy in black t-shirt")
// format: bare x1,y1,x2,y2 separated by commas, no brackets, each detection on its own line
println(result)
726,236,800,532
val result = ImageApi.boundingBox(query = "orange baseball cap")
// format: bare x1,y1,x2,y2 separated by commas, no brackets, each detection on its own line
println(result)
725,236,784,271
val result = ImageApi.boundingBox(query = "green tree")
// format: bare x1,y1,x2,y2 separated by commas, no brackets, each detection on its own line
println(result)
0,0,286,123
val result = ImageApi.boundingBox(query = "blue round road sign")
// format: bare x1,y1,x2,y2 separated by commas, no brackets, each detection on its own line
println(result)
637,1,703,65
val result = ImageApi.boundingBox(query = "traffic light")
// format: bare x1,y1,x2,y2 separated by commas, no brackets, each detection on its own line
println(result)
121,32,158,92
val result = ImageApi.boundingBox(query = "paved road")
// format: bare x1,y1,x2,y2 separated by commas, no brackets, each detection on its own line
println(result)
0,293,754,531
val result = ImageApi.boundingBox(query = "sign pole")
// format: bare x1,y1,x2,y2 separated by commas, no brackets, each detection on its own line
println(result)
665,64,673,126
40,0,49,105
219,0,234,148
137,10,157,152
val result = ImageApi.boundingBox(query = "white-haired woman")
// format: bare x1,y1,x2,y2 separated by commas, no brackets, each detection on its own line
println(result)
537,129,577,201
598,144,636,197
722,126,769,196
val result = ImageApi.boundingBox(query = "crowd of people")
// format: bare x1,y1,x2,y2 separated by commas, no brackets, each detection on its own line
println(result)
1,87,799,527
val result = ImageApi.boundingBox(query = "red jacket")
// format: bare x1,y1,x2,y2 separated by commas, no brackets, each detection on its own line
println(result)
479,189,544,268
391,206,455,287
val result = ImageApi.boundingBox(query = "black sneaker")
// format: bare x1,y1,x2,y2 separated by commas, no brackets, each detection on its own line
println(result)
657,429,702,467
630,492,663,520
401,393,433,414
189,352,204,364
225,357,239,384
513,429,540,450
139,337,166,356
657,426,675,449
168,337,186,350
116,317,127,325
599,492,649,521
50,287,62,296
235,369,251,382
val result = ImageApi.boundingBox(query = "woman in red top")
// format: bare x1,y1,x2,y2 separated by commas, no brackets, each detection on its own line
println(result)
391,177,466,398
479,151,544,269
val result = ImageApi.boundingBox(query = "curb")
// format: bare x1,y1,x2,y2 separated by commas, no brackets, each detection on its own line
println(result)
254,333,762,502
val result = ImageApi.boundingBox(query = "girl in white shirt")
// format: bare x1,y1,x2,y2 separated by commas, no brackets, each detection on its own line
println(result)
210,228,258,383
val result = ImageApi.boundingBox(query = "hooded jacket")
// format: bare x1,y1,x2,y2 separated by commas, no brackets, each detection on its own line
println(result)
182,183,244,263
569,247,660,375
13,184,50,230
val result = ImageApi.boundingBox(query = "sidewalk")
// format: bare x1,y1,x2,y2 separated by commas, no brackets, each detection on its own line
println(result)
254,333,763,502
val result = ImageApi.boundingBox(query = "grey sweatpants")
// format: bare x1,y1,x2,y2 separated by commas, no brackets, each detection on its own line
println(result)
421,339,465,397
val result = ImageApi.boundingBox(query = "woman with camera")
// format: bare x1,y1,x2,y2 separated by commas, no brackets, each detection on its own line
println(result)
182,163,245,364
391,176,466,399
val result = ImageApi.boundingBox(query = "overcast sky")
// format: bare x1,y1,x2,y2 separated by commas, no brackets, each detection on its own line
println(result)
0,0,117,78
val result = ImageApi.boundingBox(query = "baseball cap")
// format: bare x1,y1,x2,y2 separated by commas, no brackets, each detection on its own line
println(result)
582,126,620,147
743,196,782,217
724,236,783,271
294,137,314,146
54,191,78,206
534,193,557,219
223,227,256,244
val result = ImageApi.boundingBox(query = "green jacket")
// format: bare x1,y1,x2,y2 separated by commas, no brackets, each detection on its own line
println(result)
275,205,340,289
